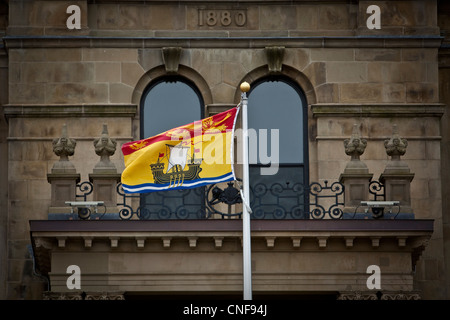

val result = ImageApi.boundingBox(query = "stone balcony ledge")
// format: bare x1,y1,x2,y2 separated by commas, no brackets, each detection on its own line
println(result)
30,219,433,279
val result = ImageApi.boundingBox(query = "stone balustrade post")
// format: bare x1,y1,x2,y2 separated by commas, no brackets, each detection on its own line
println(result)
47,124,80,215
339,124,373,217
379,125,415,216
88,124,121,216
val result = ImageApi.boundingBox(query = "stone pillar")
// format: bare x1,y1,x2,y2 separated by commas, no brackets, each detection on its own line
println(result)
339,124,373,217
379,125,415,216
47,124,80,215
88,124,121,216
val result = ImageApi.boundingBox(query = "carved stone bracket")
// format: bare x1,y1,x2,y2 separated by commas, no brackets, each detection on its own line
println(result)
265,46,285,73
162,47,182,73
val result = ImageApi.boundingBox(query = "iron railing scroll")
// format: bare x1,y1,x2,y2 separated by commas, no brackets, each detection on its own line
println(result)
71,179,389,221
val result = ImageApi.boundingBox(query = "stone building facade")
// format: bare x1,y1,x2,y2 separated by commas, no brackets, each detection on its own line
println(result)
0,0,449,300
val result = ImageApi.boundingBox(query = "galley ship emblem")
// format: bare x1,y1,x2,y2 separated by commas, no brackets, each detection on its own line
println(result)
150,142,202,188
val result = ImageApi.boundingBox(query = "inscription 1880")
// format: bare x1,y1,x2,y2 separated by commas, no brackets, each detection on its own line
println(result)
198,9,247,27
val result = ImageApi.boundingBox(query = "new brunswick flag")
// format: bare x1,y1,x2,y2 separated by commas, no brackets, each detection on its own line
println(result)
121,107,240,193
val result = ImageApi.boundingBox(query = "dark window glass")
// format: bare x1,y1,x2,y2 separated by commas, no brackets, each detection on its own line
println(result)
140,78,205,219
247,78,309,219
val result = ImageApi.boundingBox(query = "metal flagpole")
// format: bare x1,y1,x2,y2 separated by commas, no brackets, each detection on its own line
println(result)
240,82,252,300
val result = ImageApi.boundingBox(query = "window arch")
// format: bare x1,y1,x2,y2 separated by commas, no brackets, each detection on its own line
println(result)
247,76,309,219
141,76,204,138
139,76,206,219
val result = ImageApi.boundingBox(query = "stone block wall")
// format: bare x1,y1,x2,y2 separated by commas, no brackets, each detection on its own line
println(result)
0,3,8,299
0,0,448,299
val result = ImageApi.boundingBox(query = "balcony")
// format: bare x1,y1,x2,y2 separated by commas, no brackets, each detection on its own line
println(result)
31,218,432,300
29,123,433,300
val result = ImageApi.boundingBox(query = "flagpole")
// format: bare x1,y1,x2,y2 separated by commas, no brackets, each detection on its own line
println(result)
240,81,252,300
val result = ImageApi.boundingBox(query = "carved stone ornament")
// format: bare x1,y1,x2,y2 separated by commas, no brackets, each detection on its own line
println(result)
344,124,367,160
383,124,411,173
43,292,83,300
380,292,421,300
85,292,125,300
265,46,285,73
338,291,421,300
337,291,378,300
384,124,408,159
342,124,369,174
93,123,117,173
43,291,125,300
162,47,182,73
51,124,77,173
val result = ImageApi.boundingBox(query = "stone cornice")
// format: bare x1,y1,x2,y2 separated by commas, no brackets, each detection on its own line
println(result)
30,219,433,275
311,103,446,118
2,35,444,49
29,219,434,233
3,104,137,119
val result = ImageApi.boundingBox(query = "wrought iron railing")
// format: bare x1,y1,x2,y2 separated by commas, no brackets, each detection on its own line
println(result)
74,179,386,220
369,180,385,201
76,181,93,202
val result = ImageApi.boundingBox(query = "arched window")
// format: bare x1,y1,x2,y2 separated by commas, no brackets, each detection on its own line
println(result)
247,77,309,219
140,77,205,219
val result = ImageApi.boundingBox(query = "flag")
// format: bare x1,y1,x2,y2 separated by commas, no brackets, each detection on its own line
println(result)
121,107,240,194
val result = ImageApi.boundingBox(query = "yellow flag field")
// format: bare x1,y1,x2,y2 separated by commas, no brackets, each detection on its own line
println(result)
121,107,239,194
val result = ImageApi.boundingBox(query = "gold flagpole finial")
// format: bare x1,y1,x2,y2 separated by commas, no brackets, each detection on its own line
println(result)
240,81,250,93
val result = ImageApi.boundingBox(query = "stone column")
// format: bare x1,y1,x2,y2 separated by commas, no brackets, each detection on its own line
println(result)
379,125,415,216
88,124,121,216
47,124,80,215
339,124,373,217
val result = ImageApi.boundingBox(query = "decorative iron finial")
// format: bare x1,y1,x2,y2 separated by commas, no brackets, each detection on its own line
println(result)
93,124,117,172
344,124,367,160
384,124,408,159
